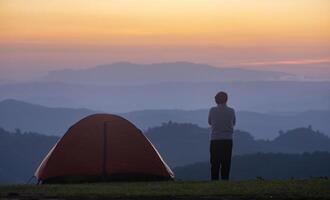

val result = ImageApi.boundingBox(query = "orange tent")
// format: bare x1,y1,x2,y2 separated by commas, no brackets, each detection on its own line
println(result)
35,114,174,183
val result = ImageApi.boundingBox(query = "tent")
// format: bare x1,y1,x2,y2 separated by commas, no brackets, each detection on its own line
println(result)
35,114,174,183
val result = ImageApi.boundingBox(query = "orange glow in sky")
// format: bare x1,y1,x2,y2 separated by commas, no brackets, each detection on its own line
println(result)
1,0,329,46
0,0,329,78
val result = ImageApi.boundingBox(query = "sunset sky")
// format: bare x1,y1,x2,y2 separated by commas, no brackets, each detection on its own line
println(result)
0,0,329,79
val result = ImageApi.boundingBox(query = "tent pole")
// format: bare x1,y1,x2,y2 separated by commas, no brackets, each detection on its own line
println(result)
102,122,107,181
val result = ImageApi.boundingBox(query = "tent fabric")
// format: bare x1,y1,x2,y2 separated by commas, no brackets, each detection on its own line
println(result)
35,114,174,183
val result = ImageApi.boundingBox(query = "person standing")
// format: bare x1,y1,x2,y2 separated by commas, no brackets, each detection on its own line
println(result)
208,91,236,180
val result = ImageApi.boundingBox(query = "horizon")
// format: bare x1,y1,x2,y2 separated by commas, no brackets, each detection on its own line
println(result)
0,60,330,81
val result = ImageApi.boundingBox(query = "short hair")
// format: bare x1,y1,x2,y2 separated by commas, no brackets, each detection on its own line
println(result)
215,91,228,104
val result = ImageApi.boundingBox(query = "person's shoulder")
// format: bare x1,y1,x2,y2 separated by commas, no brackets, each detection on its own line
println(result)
209,106,217,112
227,106,235,113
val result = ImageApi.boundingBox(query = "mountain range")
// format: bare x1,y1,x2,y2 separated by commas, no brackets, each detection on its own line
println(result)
0,99,94,135
145,122,330,167
1,62,329,112
1,124,330,183
0,81,329,112
42,62,292,85
0,99,329,139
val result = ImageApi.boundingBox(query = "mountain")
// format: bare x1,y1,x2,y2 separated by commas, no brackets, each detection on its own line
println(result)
0,128,58,184
42,62,292,85
144,123,265,167
145,122,330,167
145,122,208,167
265,127,330,153
123,109,330,139
0,99,95,135
0,81,329,113
0,99,329,139
174,152,330,181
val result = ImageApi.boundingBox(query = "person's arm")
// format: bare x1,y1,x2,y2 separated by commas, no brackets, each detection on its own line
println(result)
233,109,236,126
208,108,212,126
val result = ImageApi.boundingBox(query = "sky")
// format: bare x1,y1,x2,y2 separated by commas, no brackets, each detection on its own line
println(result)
0,0,329,80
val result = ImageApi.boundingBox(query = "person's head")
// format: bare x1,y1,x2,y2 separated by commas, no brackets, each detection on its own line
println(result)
215,91,228,105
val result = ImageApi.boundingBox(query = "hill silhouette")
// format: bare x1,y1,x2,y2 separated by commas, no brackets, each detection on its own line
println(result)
0,99,95,135
0,128,58,184
174,152,330,180
1,125,329,184
0,99,329,139
265,127,330,153
146,122,330,167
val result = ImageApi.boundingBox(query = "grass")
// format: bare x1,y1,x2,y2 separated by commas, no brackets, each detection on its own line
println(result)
0,179,330,199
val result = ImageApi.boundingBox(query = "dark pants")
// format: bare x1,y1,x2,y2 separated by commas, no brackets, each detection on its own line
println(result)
210,139,233,180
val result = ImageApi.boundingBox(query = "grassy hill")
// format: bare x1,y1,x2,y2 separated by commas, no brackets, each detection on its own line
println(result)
0,179,329,199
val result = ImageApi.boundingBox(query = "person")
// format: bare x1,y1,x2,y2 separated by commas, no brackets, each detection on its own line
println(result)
208,91,236,180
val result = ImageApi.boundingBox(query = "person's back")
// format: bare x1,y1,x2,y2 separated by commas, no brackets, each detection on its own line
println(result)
208,104,235,140
208,91,236,181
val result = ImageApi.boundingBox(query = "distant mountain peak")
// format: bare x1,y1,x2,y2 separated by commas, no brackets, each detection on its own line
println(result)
42,62,293,85
0,99,33,106
1,98,20,103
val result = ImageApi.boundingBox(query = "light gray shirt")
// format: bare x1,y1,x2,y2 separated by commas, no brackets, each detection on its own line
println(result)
208,104,236,140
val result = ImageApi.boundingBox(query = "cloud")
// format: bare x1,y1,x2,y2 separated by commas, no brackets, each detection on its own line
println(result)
238,58,330,66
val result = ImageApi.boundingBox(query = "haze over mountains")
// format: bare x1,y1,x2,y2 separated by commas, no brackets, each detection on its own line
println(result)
1,62,329,112
0,99,329,139
0,61,329,139
42,62,293,85
0,99,93,136
0,81,329,112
